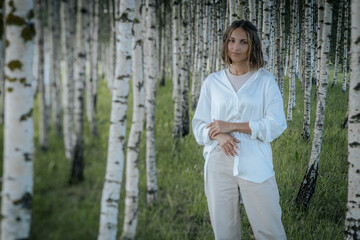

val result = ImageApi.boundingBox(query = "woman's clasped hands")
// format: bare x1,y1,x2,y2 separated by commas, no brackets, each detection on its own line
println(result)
206,119,240,157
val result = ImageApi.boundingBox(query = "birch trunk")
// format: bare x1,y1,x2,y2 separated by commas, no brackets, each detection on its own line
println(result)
107,0,115,91
50,0,62,136
159,1,166,87
61,0,75,159
344,0,360,237
315,0,324,98
87,0,99,136
181,0,190,137
331,0,343,88
98,0,134,238
70,0,88,183
229,0,237,23
1,0,35,238
287,0,297,122
262,0,270,70
122,1,143,238
0,0,4,124
172,0,182,138
279,0,286,96
342,0,349,93
274,0,281,86
302,0,313,140
144,0,158,206
191,0,202,110
296,0,333,208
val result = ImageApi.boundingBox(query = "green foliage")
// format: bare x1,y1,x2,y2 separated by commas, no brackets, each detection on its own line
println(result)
0,68,348,239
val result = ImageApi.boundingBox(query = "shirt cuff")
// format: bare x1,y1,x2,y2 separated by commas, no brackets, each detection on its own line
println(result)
203,127,211,144
249,120,259,140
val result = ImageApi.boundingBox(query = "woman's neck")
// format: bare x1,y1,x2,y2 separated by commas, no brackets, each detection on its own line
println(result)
229,62,249,76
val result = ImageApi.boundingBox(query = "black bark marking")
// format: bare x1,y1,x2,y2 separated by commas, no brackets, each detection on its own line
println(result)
13,192,32,210
354,82,360,91
5,13,25,26
5,76,17,82
7,60,22,71
5,39,9,47
19,78,26,84
120,12,131,22
21,22,36,42
23,152,31,162
296,162,319,208
349,142,360,148
27,9,34,19
19,108,32,121
350,113,360,124
7,87,13,92
0,13,3,39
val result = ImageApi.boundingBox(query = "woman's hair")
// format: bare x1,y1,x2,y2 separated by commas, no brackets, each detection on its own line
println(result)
221,20,264,70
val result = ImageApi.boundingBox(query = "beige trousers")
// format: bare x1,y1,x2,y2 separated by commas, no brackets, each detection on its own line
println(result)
206,145,286,240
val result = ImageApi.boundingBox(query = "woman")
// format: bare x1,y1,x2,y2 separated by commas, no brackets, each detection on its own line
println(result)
192,20,287,240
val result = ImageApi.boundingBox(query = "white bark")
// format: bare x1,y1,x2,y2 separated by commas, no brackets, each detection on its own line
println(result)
61,0,75,159
181,0,190,137
331,0,343,88
315,0,324,97
342,0,349,93
107,0,115,91
296,0,333,208
98,0,134,239
144,0,158,206
49,0,62,136
122,2,144,239
70,0,88,182
262,0,271,70
249,0,256,24
229,0,238,23
0,0,4,124
87,0,99,136
172,0,182,138
302,0,313,140
287,0,297,122
1,0,35,238
345,0,360,237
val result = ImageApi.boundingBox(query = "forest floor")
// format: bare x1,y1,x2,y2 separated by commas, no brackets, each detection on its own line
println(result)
0,67,348,239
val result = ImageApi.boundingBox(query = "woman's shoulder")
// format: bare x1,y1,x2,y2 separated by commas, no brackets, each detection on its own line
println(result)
203,69,226,85
255,68,277,87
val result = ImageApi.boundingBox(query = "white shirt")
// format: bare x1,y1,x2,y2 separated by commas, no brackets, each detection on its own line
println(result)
192,68,287,185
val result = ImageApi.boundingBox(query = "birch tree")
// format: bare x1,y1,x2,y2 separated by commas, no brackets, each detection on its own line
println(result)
98,0,134,238
1,0,35,238
61,0,75,159
315,0,325,98
344,0,360,237
262,0,271,70
287,0,297,122
70,0,89,183
229,0,238,23
342,0,349,93
49,0,62,136
87,0,99,136
172,0,182,138
0,0,4,124
296,0,333,208
122,2,144,238
331,0,343,88
181,0,190,137
144,0,158,206
302,0,313,140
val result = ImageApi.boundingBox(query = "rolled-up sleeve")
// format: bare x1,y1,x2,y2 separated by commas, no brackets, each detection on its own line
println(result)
249,83,287,142
192,80,213,146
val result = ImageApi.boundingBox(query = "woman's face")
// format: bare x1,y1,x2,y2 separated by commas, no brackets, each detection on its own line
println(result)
227,27,249,64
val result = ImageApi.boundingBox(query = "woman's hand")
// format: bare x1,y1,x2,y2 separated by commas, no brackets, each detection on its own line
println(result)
212,133,240,157
207,120,234,138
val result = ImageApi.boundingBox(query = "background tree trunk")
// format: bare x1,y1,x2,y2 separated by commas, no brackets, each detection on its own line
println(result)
331,0,343,88
97,0,134,239
70,0,88,183
144,0,158,207
342,0,349,93
344,0,360,237
302,0,313,140
61,0,75,159
122,2,144,238
1,0,35,238
296,0,333,208
0,0,4,124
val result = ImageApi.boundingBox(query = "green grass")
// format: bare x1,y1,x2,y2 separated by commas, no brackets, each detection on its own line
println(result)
0,67,348,239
